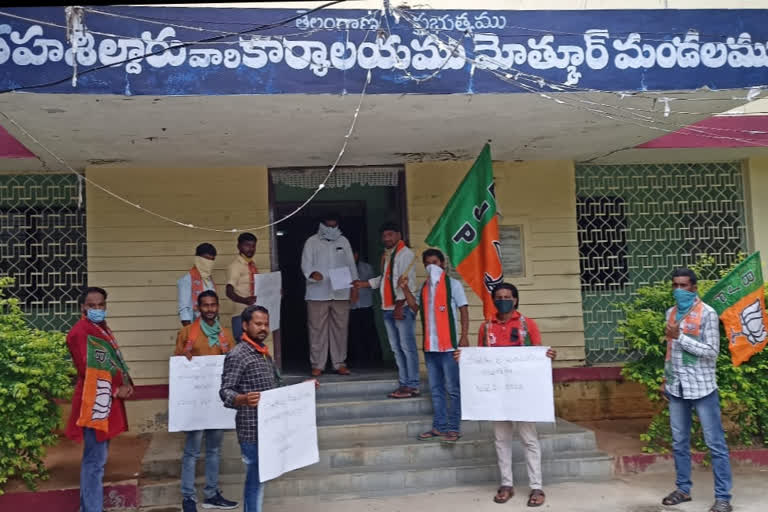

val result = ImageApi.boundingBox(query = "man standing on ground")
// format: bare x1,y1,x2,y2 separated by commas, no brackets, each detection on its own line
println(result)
177,243,218,327
65,287,133,512
300,213,358,376
456,283,556,507
660,268,733,512
219,305,281,512
348,249,382,366
226,233,259,342
400,249,468,443
353,222,419,398
174,290,238,512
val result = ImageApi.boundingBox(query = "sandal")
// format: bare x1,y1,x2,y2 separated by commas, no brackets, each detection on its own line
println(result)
493,486,514,504
417,429,444,441
408,387,421,397
527,489,545,507
440,431,462,444
709,499,733,512
389,388,414,399
662,489,692,506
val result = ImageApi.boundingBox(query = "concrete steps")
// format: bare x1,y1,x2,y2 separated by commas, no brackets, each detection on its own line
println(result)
139,376,614,507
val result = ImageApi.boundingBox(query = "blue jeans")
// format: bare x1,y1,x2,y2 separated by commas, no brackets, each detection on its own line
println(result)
382,308,420,389
181,429,224,501
240,441,265,512
232,316,243,343
424,351,461,433
668,390,732,501
80,427,109,512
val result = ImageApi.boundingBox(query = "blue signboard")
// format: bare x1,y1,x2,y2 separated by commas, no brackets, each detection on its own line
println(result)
0,6,767,95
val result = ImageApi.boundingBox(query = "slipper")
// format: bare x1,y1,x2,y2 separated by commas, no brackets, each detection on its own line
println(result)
440,431,462,444
417,429,444,441
493,486,514,504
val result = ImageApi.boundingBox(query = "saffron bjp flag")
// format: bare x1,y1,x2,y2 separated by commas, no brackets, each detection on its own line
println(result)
702,252,768,366
426,143,503,320
77,335,130,432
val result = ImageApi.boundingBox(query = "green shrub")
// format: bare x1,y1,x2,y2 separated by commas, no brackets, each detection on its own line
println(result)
619,256,768,453
0,277,75,493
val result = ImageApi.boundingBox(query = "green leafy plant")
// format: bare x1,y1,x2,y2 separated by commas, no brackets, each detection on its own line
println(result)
0,277,75,493
619,256,768,453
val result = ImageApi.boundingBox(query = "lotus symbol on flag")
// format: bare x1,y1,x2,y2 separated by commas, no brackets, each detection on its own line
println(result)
733,299,768,346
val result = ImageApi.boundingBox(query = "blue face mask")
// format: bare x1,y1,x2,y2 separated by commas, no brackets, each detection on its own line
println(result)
494,299,516,314
673,288,697,313
86,308,107,323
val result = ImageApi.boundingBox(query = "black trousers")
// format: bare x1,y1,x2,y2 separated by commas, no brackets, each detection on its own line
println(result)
347,307,383,366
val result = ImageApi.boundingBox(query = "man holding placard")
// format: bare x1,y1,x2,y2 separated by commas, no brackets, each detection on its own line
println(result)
456,283,556,507
300,213,358,376
173,290,238,512
219,305,281,512
226,232,260,342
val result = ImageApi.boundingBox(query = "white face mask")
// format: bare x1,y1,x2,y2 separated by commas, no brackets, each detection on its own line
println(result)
195,256,215,279
318,223,342,241
426,264,443,285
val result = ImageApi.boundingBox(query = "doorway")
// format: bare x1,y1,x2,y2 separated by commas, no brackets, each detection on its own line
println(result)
270,167,406,373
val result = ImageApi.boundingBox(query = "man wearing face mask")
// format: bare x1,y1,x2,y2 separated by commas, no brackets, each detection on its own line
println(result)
173,290,238,512
65,287,133,512
301,213,358,376
660,268,732,512
455,283,556,507
226,233,260,342
177,243,218,327
399,249,468,442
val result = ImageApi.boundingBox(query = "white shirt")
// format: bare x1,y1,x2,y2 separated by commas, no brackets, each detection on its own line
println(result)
368,245,417,311
176,271,215,322
301,233,359,301
420,276,468,352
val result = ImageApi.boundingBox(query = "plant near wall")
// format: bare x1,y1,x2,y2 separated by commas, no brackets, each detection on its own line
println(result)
619,256,768,453
0,277,75,494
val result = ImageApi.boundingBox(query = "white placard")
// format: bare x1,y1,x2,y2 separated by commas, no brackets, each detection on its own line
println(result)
168,355,236,432
258,381,319,482
329,266,353,291
459,346,555,423
253,271,282,331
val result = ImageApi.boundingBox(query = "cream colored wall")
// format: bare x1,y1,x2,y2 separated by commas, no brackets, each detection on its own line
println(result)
745,157,768,259
406,160,585,366
86,165,271,386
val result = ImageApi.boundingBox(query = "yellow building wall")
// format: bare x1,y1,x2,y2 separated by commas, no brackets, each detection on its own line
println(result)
745,157,768,259
86,165,271,386
406,160,585,366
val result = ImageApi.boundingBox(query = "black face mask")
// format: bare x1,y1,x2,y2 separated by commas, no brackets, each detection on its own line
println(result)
494,299,516,314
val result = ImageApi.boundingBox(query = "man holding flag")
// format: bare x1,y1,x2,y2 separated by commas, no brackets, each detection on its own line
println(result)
65,287,133,512
424,143,503,321
661,268,733,512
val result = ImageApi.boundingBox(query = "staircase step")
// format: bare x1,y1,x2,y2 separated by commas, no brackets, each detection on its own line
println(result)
143,422,596,478
282,374,426,400
139,450,614,505
316,395,434,421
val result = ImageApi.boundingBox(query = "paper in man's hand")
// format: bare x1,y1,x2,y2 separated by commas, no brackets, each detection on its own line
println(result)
253,271,282,331
329,267,353,291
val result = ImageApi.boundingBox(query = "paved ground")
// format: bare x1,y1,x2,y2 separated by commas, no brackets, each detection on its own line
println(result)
258,468,768,512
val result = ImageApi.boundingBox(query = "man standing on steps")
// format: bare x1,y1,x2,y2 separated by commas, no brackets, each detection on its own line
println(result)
301,213,358,376
226,233,259,342
177,243,218,327
660,268,733,512
399,249,469,444
220,305,281,512
174,290,238,512
455,283,556,507
353,222,419,399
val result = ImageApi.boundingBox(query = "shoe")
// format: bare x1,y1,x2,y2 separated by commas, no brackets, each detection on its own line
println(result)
202,491,238,509
311,368,323,377
709,499,732,512
336,365,351,375
182,498,198,512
